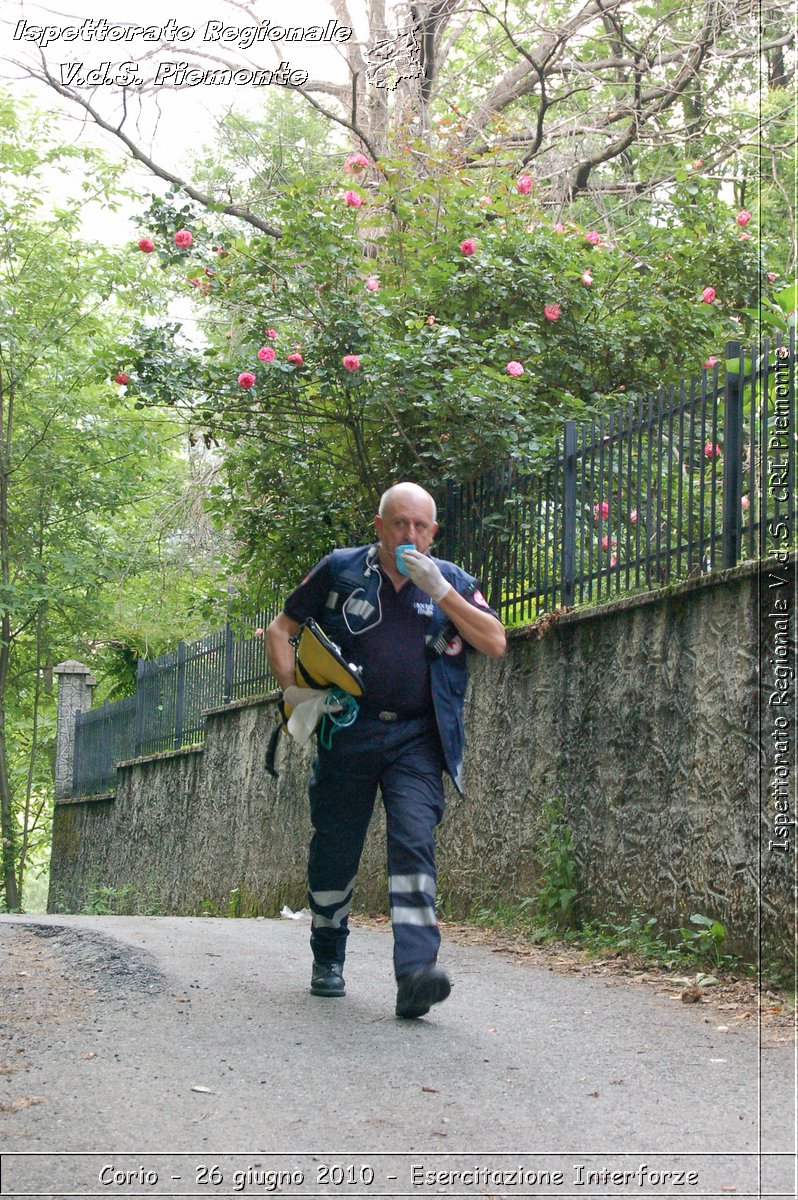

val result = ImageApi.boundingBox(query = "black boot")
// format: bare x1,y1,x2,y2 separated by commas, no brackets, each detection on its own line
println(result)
395,964,450,1018
310,961,346,997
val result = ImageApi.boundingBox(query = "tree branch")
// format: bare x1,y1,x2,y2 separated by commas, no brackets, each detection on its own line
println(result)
30,56,283,237
291,86,380,164
462,0,630,141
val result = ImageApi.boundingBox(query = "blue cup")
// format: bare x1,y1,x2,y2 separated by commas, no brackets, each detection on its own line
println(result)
395,544,415,575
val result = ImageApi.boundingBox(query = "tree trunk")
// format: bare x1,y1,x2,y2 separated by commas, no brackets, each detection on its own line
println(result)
17,600,46,904
0,719,19,911
0,360,19,910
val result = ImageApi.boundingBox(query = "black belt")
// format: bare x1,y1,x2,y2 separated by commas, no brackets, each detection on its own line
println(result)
362,708,429,723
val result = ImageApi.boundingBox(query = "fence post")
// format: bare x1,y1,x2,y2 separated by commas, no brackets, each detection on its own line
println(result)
134,658,145,757
223,620,235,704
722,340,744,569
53,661,97,800
174,640,186,750
562,421,577,606
100,700,111,794
442,478,456,562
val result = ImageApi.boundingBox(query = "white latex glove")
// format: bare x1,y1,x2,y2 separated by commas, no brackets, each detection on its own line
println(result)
283,685,327,711
283,686,343,746
401,547,452,603
287,693,330,744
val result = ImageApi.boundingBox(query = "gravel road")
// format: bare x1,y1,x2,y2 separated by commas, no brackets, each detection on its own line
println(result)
0,914,793,1200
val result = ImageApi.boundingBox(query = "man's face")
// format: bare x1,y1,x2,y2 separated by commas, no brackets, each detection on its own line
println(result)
375,492,438,562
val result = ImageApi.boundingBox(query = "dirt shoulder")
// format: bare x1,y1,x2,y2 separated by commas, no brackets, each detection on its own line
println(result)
356,913,796,1047
0,921,166,1116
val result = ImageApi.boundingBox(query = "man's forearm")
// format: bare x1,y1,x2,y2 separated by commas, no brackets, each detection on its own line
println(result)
437,589,506,658
265,613,301,691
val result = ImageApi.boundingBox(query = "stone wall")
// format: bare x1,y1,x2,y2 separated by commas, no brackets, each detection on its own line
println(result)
49,556,795,972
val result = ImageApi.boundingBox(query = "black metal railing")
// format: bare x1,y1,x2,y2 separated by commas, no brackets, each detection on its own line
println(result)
441,337,796,622
72,606,281,796
71,695,137,798
70,336,795,795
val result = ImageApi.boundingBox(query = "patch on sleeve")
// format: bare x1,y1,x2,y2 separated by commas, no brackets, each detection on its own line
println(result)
444,635,464,656
472,588,491,609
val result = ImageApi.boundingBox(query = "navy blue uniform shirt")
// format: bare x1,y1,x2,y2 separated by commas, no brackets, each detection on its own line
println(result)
284,555,438,715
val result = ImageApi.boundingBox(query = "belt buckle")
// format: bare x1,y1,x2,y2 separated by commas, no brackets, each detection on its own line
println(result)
378,710,398,722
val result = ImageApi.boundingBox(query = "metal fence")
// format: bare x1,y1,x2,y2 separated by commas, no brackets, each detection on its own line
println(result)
440,337,796,623
71,336,795,795
72,606,281,796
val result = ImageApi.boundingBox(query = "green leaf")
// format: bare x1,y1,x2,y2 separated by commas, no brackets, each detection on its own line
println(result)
774,284,797,312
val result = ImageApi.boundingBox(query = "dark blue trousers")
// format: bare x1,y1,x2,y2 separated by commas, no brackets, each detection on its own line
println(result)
307,713,446,979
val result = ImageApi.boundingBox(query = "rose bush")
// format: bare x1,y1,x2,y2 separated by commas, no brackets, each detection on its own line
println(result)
123,162,778,577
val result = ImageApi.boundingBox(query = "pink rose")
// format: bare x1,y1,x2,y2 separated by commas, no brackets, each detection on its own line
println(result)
701,287,716,304
344,190,363,208
736,210,751,227
478,195,493,208
287,353,304,366
610,554,618,568
629,509,638,525
257,346,276,362
741,495,750,511
174,229,193,248
585,230,601,245
739,231,752,241
703,355,718,369
114,372,130,385
137,237,155,253
516,174,533,195
506,361,525,377
365,275,380,292
692,159,704,169
594,501,609,521
342,354,361,371
767,272,777,283
544,303,561,322
265,329,277,340
460,238,477,256
553,222,564,234
601,535,611,551
254,627,264,638
238,372,256,389
582,270,593,286
345,152,370,172
704,441,721,459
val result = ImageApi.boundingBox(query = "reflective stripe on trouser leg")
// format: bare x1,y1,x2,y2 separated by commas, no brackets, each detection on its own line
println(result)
389,872,437,929
307,725,380,964
309,874,357,951
380,721,446,978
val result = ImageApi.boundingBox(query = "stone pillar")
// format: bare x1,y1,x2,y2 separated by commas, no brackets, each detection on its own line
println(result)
53,661,97,801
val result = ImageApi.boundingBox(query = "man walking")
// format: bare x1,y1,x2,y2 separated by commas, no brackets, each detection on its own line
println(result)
265,482,506,1018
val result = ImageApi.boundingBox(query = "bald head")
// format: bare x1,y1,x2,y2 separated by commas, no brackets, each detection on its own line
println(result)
378,482,437,522
375,482,438,567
